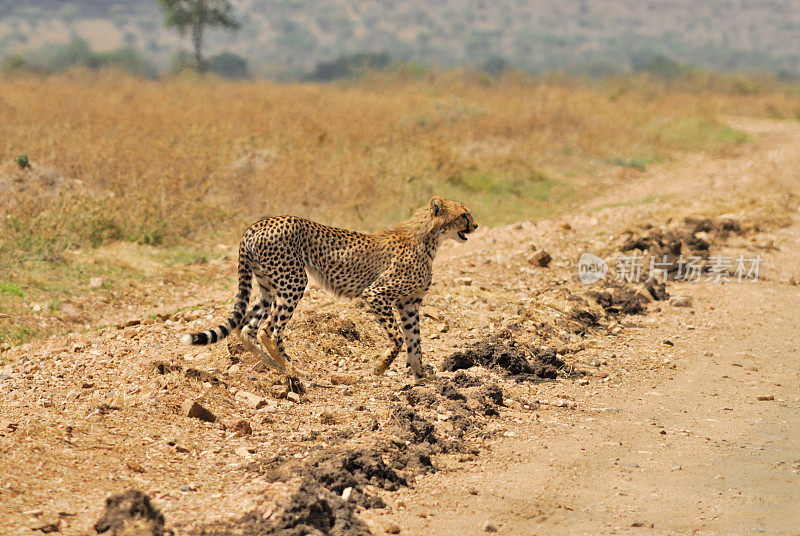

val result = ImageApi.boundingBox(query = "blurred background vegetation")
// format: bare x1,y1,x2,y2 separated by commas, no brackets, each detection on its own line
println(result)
3,1,800,80
2,0,800,344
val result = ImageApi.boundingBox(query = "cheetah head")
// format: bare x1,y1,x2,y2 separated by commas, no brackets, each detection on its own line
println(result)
430,196,478,242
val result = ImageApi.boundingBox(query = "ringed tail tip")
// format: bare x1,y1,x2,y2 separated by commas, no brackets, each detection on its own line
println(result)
180,333,194,346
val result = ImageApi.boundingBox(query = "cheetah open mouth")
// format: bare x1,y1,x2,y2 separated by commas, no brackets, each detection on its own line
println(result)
457,229,470,241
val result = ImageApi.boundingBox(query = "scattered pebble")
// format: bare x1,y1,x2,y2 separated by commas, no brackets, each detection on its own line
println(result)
529,250,552,267
235,390,265,408
384,522,401,534
125,460,145,473
756,395,774,401
182,399,216,423
669,296,693,307
482,520,498,532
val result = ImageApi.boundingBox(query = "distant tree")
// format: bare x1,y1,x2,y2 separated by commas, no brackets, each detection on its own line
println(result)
480,55,509,78
155,0,240,72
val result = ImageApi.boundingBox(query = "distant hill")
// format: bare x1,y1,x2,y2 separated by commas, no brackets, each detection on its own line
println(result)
2,0,799,78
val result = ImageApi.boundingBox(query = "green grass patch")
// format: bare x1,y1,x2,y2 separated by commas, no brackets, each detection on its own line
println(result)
0,281,25,297
612,156,662,171
654,118,748,151
438,168,577,224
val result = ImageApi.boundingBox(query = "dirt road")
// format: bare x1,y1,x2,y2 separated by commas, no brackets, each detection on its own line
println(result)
1,117,799,536
363,118,800,535
365,229,800,535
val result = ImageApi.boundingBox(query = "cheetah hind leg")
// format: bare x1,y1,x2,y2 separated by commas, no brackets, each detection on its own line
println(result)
257,328,310,383
235,327,281,371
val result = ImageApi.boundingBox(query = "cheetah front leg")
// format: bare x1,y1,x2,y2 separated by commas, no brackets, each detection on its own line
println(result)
363,290,404,377
397,297,426,379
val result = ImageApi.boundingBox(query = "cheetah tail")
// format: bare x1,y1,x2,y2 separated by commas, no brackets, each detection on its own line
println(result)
180,245,252,346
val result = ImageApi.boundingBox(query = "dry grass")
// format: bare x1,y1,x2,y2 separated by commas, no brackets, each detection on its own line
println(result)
1,69,797,343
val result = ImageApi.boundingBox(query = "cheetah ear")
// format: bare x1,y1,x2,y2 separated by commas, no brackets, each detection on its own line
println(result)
430,196,443,217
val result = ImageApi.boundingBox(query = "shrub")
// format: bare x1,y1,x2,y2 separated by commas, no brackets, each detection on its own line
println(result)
207,52,249,78
307,52,392,81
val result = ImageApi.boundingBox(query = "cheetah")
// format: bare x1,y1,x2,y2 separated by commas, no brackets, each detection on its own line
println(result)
181,196,478,382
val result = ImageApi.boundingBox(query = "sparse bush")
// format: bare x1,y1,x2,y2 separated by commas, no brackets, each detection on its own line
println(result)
207,52,248,78
632,54,688,79
2,54,27,73
307,52,392,81
480,56,509,78
14,153,29,168
16,38,157,77
96,47,158,78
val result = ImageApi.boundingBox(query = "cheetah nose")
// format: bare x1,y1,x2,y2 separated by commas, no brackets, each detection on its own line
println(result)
473,223,478,229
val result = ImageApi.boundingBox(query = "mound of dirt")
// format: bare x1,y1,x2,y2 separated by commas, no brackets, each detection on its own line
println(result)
588,280,668,316
441,335,565,380
620,215,748,269
94,489,169,536
389,406,437,445
216,374,506,536
589,283,645,316
201,480,371,536
266,479,373,536
303,447,407,507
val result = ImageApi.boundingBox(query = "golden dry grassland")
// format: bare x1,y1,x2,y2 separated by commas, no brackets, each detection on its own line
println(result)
1,69,799,343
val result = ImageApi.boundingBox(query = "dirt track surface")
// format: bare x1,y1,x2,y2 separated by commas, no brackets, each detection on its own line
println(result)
1,118,799,535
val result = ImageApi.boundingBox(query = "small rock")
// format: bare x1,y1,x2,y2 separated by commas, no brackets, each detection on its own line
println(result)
482,520,498,532
329,373,357,385
529,250,552,267
174,444,190,453
236,390,265,408
663,340,674,346
116,319,141,329
634,285,653,303
384,522,401,534
286,391,301,403
30,520,61,533
235,446,253,458
320,411,337,424
126,460,146,473
89,277,103,289
756,395,774,401
182,399,216,423
341,487,352,502
229,419,252,436
704,351,714,357
578,378,589,386
669,296,693,307
455,277,473,286
0,421,19,433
